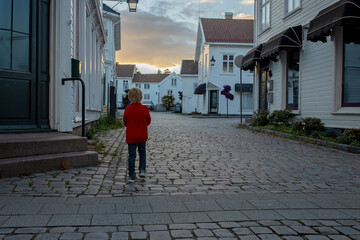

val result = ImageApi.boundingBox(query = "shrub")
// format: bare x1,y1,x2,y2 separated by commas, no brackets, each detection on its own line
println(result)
268,110,295,126
292,117,324,135
250,110,269,126
87,116,123,139
311,130,336,139
336,128,360,146
161,95,175,110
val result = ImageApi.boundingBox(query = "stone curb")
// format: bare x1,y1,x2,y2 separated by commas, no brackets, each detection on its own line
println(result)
247,126,360,154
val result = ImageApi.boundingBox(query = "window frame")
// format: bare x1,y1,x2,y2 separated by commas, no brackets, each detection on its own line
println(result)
284,0,301,16
259,0,270,33
135,83,141,88
144,94,150,100
171,78,176,86
285,51,300,111
144,83,150,89
222,54,234,73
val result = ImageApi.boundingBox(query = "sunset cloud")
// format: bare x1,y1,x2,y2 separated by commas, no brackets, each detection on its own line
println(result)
240,0,254,5
234,12,254,19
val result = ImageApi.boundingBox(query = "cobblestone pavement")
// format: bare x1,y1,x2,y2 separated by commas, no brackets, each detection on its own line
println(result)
0,112,359,239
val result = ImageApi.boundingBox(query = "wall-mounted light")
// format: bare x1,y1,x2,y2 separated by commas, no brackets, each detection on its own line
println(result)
127,0,138,12
210,56,216,66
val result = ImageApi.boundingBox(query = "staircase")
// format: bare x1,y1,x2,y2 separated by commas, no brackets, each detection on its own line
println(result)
0,132,98,178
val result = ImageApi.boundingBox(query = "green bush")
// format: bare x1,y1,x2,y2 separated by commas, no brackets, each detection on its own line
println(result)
292,117,324,136
311,130,336,139
161,95,175,110
336,128,360,146
250,110,269,126
268,110,295,126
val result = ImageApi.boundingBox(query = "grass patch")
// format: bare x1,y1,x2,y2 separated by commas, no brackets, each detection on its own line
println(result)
87,116,124,139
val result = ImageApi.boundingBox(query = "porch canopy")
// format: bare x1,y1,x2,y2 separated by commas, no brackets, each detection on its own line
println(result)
194,83,206,94
241,44,263,71
260,25,302,61
307,0,360,43
235,83,253,92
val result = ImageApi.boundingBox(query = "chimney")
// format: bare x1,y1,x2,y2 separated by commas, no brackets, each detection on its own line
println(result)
225,12,233,20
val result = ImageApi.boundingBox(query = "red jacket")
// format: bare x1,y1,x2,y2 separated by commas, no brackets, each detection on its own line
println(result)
123,103,151,144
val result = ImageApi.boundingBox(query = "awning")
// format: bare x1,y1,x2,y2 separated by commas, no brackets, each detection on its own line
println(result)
194,83,206,94
241,44,263,71
307,0,360,43
260,25,302,61
235,83,253,92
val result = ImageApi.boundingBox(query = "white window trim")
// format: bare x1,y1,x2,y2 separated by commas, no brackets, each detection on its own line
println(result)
259,0,271,33
333,26,360,115
222,53,235,73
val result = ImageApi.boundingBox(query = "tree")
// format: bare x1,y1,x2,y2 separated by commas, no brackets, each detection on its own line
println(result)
164,68,171,74
136,67,141,74
157,69,162,74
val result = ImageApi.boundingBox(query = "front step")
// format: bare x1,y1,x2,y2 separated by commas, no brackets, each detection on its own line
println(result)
0,132,88,159
0,151,98,178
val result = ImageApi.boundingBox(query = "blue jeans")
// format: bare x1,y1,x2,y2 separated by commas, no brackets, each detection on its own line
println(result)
128,142,146,178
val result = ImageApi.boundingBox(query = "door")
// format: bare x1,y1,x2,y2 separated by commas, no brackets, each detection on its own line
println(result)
0,0,50,130
209,90,218,113
259,70,269,110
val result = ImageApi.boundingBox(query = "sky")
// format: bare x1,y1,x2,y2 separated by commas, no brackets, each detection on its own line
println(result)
104,0,254,74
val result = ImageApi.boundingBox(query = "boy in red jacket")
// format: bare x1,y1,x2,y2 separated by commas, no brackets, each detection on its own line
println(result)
123,87,151,183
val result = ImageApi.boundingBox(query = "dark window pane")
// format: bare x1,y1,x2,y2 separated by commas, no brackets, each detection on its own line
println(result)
0,30,11,70
223,62,227,72
229,55,234,60
13,0,30,34
223,55,227,60
229,62,233,72
12,32,30,72
343,42,360,104
0,0,12,30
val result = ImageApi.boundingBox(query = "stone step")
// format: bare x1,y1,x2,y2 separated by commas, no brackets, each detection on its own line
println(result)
0,151,98,178
0,132,88,159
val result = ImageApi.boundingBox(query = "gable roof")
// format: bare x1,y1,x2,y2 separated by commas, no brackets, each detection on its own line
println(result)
116,64,135,78
180,60,198,75
200,18,254,43
132,74,170,83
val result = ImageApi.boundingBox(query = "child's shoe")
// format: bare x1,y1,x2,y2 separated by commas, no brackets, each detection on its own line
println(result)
139,170,146,179
128,176,136,183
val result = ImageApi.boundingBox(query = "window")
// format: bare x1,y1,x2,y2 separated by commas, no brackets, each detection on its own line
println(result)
222,55,234,73
0,0,31,71
260,0,270,32
135,83,141,88
123,80,129,90
342,27,360,107
286,0,300,14
144,83,150,89
171,78,176,86
286,51,299,110
144,94,150,100
167,90,173,95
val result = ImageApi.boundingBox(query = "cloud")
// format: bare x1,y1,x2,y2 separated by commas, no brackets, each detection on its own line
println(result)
240,0,254,5
116,11,196,70
234,12,254,19
187,0,218,6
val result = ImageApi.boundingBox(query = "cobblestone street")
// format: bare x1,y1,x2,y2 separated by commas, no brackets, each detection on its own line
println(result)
0,112,359,239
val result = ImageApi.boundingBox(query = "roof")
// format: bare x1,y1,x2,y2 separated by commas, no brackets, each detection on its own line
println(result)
103,3,120,16
180,60,198,75
200,18,254,43
116,64,135,78
132,74,170,83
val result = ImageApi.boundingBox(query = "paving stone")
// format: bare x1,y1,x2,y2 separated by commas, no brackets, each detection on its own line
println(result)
243,210,283,220
40,204,79,214
169,224,196,230
275,210,317,220
334,226,360,235
232,227,253,235
259,220,281,226
194,229,214,237
4,234,33,240
59,233,83,239
239,235,260,240
110,232,128,240
0,204,43,215
79,204,115,214
290,226,317,234
213,229,234,237
91,214,132,225
328,236,352,240
131,231,147,239
248,200,288,209
184,201,222,211
197,223,220,229
117,226,143,232
314,227,340,235
78,226,117,232
250,227,273,234
149,231,171,240
48,215,92,226
207,211,248,222
170,212,211,223
2,215,51,227
144,225,168,231
151,202,188,212
0,228,13,234
34,233,61,240
171,229,193,238
219,222,240,228
258,234,282,240
270,226,297,235
84,232,109,240
305,236,331,240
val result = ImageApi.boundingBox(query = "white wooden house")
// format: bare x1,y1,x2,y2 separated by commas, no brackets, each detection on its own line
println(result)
194,13,254,115
180,60,199,114
103,3,121,113
115,64,136,104
158,72,183,105
245,0,360,129
0,0,106,133
131,74,169,105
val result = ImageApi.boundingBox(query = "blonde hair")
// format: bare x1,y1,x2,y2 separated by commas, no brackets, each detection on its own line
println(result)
128,87,143,103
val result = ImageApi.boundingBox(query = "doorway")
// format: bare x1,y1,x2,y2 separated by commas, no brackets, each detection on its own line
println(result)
259,70,269,110
209,90,218,114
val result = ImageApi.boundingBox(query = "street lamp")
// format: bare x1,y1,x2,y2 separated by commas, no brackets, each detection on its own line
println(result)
104,0,138,13
210,56,216,66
